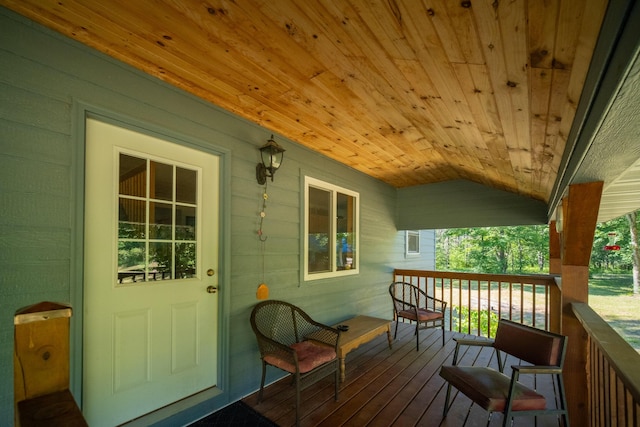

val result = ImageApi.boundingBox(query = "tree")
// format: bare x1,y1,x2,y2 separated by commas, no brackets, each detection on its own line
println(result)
627,211,640,295
436,225,549,274
435,213,640,283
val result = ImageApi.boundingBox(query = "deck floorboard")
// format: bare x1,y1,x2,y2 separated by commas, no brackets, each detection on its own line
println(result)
243,322,563,427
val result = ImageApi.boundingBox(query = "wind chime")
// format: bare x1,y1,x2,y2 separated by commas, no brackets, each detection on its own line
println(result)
255,136,285,299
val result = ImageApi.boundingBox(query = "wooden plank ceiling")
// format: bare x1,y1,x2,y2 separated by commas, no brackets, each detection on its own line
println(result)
1,0,608,202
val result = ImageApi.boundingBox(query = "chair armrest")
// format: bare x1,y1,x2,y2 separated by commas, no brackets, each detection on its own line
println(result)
512,365,563,375
425,295,447,312
451,337,495,365
454,337,494,347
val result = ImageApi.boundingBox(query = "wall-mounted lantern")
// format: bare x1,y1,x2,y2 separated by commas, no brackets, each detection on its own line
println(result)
256,135,285,185
555,204,563,233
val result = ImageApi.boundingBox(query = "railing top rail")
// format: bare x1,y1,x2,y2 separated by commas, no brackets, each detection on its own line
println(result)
394,269,559,286
572,302,640,403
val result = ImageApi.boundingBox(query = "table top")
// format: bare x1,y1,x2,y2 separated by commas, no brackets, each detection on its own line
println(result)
334,315,391,344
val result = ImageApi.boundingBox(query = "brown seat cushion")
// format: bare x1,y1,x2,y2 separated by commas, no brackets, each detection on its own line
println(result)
399,308,443,322
439,366,546,412
264,341,336,374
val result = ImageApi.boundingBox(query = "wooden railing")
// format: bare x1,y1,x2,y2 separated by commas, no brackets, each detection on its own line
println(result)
573,303,640,427
393,269,561,337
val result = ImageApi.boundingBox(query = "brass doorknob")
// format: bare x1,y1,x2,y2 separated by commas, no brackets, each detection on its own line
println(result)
206,286,217,294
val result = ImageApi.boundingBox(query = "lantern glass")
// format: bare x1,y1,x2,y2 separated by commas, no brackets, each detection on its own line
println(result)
270,151,282,169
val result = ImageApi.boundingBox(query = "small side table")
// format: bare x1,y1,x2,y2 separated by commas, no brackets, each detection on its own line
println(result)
334,315,392,382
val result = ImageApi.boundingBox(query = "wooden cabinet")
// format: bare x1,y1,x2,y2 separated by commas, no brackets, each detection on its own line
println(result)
14,302,87,426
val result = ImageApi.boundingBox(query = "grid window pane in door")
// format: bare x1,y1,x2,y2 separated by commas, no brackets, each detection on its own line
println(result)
117,153,198,284
151,161,173,201
119,154,146,197
150,202,173,240
176,168,197,204
119,198,146,239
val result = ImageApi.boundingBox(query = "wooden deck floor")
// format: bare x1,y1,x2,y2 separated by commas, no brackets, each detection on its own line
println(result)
243,322,565,427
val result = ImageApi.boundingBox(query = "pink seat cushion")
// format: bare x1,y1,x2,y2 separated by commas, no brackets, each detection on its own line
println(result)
439,366,546,412
264,341,336,374
399,308,443,322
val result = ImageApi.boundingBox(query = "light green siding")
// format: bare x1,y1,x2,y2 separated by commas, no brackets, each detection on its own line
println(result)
397,180,548,229
0,7,434,425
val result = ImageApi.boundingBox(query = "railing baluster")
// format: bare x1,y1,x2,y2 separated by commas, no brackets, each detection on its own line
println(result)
476,279,481,336
457,279,461,333
456,278,461,334
532,284,536,327
510,281,514,321
448,277,452,331
487,280,493,337
544,285,549,331
498,281,502,323
519,282,524,323
466,279,471,334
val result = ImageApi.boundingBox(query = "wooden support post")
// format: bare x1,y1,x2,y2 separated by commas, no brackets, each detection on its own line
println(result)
549,220,561,274
559,181,603,427
549,221,561,334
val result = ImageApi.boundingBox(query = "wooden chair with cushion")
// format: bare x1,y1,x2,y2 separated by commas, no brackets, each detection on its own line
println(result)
439,319,569,427
389,281,446,350
250,300,340,426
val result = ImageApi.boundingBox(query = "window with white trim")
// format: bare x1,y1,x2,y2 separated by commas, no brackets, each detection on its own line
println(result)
304,177,359,280
406,230,420,255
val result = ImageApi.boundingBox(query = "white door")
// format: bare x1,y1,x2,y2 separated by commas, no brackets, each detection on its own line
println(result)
83,118,219,426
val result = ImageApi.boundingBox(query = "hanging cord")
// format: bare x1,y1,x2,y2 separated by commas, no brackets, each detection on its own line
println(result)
258,180,268,242
258,181,268,283
260,238,266,284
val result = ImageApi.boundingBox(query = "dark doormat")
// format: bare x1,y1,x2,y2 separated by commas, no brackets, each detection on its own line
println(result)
189,401,279,427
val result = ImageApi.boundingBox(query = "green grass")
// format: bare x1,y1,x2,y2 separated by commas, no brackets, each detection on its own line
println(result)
588,274,640,350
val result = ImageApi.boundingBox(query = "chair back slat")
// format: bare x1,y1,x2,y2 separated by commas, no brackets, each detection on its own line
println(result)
390,281,443,312
493,319,566,367
251,300,328,347
252,301,298,345
390,282,418,312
